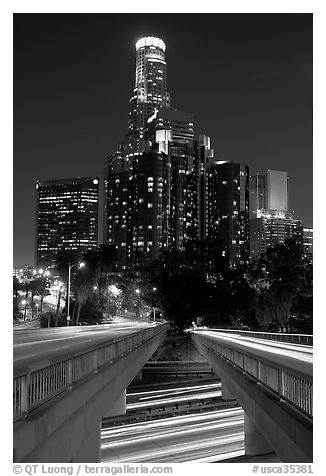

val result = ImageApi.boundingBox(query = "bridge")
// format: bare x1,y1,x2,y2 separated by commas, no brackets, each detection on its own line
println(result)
191,329,313,462
13,321,168,463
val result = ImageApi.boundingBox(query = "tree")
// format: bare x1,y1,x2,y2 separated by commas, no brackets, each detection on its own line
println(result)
249,239,306,331
72,268,93,325
54,249,80,324
13,277,23,321
32,277,50,314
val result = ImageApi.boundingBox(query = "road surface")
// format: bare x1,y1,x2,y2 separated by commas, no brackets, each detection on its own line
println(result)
13,320,158,368
195,330,312,372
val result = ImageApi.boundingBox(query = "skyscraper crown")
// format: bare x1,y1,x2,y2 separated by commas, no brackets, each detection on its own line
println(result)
136,36,166,52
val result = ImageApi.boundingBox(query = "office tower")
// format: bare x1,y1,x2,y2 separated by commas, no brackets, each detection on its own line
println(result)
266,170,288,212
250,170,288,219
249,174,267,219
197,135,214,243
250,211,303,260
105,36,204,268
126,36,171,156
127,147,170,267
206,160,250,267
35,177,99,269
145,107,195,147
303,227,313,262
249,169,302,260
147,108,197,249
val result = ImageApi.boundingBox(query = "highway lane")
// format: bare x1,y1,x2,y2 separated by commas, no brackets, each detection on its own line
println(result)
13,321,158,367
101,407,244,463
197,330,312,364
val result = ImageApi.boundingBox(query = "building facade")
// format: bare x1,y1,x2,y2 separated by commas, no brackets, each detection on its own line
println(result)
250,210,303,260
207,160,250,267
249,170,303,260
303,227,313,262
104,36,251,270
35,177,99,268
126,36,171,157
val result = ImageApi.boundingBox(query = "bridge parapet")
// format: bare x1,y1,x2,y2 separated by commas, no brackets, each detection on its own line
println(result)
192,330,312,418
200,328,313,345
14,323,169,422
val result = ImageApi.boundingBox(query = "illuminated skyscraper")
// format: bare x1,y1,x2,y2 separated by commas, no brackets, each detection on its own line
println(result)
127,36,171,156
266,170,288,212
303,227,313,262
206,160,250,267
35,177,99,268
249,169,302,260
249,174,267,219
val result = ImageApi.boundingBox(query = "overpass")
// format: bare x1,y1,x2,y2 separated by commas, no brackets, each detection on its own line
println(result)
13,321,168,463
191,329,313,462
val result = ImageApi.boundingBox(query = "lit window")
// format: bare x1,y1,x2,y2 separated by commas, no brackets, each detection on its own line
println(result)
148,203,153,208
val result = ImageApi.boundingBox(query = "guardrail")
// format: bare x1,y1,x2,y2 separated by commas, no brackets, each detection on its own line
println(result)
205,328,313,346
192,331,313,418
13,323,169,422
102,399,238,427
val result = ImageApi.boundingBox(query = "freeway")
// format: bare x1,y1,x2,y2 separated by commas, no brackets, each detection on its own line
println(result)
126,381,222,410
13,320,158,368
101,407,245,463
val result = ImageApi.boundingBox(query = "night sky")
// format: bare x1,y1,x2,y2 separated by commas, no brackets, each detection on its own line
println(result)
13,13,313,266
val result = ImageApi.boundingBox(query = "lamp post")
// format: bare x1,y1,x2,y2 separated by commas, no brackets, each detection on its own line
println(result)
135,288,140,319
152,287,157,322
67,262,85,326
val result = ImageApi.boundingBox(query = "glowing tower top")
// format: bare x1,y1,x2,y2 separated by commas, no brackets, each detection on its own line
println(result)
127,36,171,155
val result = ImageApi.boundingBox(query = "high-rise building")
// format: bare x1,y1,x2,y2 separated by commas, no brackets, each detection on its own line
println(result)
266,169,288,212
197,135,214,243
145,107,195,147
127,147,170,267
105,36,202,268
106,36,253,270
35,177,99,268
249,174,267,219
250,211,303,260
126,36,171,156
303,227,313,262
206,160,250,267
249,169,302,260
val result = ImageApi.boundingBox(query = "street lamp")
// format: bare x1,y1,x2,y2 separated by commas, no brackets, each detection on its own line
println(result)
67,262,85,326
152,287,157,321
135,289,141,319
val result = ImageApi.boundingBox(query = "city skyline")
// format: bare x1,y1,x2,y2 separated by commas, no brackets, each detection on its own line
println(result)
13,13,312,266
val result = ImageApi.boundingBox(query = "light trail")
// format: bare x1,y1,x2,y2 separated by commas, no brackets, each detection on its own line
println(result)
199,330,313,363
101,407,244,463
128,381,221,400
126,389,222,410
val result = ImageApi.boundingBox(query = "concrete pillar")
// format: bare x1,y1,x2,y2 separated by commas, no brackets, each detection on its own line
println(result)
104,390,126,417
221,381,234,400
73,424,101,463
244,412,273,456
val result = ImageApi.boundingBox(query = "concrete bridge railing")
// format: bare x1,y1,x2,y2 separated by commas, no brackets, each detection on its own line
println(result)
204,328,313,346
192,330,312,417
192,330,313,462
14,323,169,422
